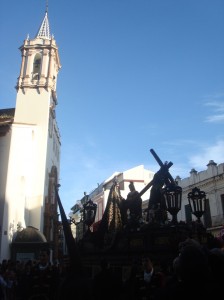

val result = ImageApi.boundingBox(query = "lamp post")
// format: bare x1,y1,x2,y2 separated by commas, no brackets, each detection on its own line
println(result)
187,187,206,223
187,187,207,243
162,183,182,224
69,209,82,226
69,204,83,240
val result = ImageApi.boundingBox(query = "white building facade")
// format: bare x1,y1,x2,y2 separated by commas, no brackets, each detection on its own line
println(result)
0,10,61,261
177,160,224,237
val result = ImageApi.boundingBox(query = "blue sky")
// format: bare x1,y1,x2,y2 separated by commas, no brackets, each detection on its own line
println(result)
0,0,224,215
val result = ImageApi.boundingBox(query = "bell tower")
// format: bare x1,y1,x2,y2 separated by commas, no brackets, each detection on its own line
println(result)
15,10,61,122
1,8,61,260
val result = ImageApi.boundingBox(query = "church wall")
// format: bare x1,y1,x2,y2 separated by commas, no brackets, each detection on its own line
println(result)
5,124,41,231
0,129,12,260
11,88,56,234
0,9,61,261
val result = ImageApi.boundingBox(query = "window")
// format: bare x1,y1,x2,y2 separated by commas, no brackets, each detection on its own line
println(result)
32,53,42,80
204,198,212,228
221,194,224,215
185,204,192,224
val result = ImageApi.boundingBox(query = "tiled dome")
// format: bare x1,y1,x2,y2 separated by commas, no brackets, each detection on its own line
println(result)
12,226,47,243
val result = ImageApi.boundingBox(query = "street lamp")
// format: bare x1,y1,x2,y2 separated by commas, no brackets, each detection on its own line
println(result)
162,183,182,224
69,203,83,240
69,208,82,226
187,187,206,223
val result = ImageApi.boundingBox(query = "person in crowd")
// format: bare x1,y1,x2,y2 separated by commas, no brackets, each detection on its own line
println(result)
15,260,33,300
92,258,122,300
122,258,144,300
28,249,60,300
154,243,222,300
138,256,165,300
0,268,7,300
206,236,224,287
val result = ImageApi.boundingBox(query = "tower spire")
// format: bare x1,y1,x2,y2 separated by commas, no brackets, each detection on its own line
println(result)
36,3,51,39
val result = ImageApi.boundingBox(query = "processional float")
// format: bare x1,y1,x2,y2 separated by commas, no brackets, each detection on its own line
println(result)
56,149,208,268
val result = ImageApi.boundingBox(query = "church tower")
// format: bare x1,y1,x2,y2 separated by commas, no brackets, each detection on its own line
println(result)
0,8,61,260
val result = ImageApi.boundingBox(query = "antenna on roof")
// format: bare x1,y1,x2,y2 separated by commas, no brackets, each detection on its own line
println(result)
46,0,48,13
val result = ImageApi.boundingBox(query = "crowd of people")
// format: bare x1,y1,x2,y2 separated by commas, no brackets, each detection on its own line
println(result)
0,234,224,300
1,170,222,300
0,249,62,300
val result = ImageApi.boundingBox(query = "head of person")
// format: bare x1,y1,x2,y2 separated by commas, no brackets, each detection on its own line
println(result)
39,249,50,266
129,181,135,192
177,245,210,283
142,256,153,273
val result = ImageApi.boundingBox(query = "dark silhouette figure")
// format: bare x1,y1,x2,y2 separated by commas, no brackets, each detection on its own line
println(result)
154,244,221,300
122,182,142,226
138,256,165,300
146,170,168,224
92,258,122,300
122,258,143,300
207,236,224,287
56,265,93,300
28,249,59,300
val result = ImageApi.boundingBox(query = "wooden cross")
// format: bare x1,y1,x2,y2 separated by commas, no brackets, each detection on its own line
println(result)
139,149,175,197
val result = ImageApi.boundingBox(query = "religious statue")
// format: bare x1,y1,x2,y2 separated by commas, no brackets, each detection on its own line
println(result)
122,181,143,226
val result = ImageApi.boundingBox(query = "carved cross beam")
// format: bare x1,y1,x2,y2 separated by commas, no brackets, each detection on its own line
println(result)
139,149,175,197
